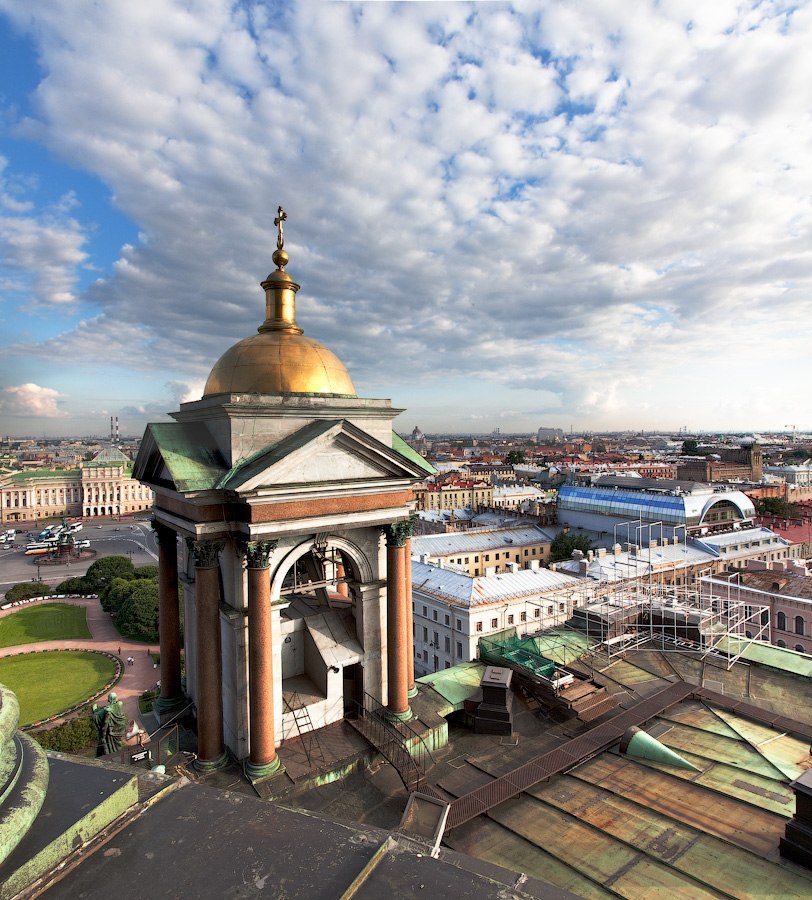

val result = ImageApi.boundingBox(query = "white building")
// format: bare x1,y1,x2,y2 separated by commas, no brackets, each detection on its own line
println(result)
492,484,547,510
410,560,587,676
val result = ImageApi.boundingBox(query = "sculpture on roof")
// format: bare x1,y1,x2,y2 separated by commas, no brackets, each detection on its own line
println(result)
93,692,127,756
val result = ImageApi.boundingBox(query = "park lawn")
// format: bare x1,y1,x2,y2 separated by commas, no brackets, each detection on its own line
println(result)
0,603,90,648
0,651,117,725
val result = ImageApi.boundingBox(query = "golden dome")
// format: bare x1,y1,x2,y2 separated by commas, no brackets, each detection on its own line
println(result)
203,212,356,398
204,330,356,396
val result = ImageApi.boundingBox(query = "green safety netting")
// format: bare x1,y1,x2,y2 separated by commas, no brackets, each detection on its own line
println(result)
479,634,556,680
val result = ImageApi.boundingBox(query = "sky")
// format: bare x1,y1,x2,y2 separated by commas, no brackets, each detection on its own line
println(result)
0,0,810,439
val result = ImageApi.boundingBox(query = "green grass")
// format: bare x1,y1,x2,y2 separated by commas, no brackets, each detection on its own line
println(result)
0,651,117,725
0,603,90,648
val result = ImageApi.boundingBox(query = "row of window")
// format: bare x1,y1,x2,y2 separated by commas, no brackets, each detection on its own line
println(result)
775,640,807,652
775,612,807,636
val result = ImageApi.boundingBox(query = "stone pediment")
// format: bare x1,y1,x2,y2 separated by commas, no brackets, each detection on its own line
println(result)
219,419,426,494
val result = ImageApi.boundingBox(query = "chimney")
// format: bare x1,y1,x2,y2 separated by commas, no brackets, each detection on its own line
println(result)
649,540,658,549
613,543,622,556
780,770,812,869
578,560,588,576
598,547,607,558
110,416,114,442
116,416,120,443
572,549,584,560
586,550,594,562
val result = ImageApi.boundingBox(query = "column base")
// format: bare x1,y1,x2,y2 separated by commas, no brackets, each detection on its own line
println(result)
193,751,229,774
383,706,413,723
152,694,189,723
244,756,284,784
407,686,419,699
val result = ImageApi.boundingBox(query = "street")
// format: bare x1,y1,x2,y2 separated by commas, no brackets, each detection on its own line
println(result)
0,516,159,596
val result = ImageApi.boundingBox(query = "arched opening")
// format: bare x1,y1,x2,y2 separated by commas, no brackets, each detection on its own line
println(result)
795,616,805,636
777,640,786,648
777,611,787,631
795,644,805,653
270,537,374,735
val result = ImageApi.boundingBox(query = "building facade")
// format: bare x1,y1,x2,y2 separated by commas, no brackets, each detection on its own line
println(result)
411,560,584,676
0,448,154,524
412,525,557,576
415,479,493,511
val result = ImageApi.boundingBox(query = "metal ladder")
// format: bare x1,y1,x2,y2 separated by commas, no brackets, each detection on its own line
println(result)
283,691,326,769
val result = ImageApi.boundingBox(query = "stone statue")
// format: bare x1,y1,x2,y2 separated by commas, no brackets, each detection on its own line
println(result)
92,692,127,756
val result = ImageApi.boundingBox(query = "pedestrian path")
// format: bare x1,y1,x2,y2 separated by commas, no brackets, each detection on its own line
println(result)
0,596,159,734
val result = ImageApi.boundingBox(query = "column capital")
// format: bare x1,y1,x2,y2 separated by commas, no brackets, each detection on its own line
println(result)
241,539,278,569
186,537,224,568
384,516,417,548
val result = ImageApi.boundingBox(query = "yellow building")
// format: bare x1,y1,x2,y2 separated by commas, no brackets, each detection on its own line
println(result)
415,480,493,512
411,525,556,576
0,447,153,524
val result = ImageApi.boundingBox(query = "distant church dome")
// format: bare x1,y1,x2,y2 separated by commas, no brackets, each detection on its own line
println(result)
204,210,356,398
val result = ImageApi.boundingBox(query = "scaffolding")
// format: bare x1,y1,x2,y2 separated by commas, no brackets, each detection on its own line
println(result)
569,578,770,670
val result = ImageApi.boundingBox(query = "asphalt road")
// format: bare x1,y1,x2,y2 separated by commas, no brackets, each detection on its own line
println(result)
0,516,159,596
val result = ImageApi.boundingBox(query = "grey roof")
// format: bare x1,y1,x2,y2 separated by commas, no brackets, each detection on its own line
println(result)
412,526,557,557
411,560,581,606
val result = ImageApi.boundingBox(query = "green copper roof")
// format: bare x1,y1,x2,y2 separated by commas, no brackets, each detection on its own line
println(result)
621,726,700,771
714,635,812,677
417,661,484,713
145,423,227,492
392,433,436,476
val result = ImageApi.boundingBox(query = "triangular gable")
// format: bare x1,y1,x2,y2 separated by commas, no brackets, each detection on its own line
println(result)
133,422,228,492
221,418,427,493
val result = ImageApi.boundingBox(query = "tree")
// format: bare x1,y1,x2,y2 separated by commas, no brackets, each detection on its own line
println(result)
681,439,699,455
116,579,159,641
4,582,51,603
505,450,525,465
757,497,797,518
55,576,93,595
84,556,135,593
549,531,594,563
101,576,137,614
134,564,159,580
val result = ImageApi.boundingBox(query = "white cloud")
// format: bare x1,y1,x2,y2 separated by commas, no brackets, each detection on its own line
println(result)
0,382,66,417
0,0,810,433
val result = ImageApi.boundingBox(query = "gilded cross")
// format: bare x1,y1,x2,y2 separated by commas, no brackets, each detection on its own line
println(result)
274,206,287,250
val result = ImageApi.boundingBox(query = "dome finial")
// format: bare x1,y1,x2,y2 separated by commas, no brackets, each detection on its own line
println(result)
272,206,288,269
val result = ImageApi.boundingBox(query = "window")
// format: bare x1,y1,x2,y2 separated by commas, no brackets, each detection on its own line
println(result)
777,612,787,631
464,557,469,564
520,612,526,622
796,644,805,653
524,549,529,557
444,661,451,669
507,614,514,625
423,626,428,641
796,616,805,636
444,636,450,652
474,556,479,563
547,605,553,614
491,618,498,629
456,641,463,658
433,654,439,670
485,555,490,561
476,622,483,632
534,609,540,619
422,605,427,617
433,609,438,621
475,568,480,575
456,618,462,630
445,614,450,626
433,631,439,647
423,650,428,662
495,553,500,560
559,603,565,612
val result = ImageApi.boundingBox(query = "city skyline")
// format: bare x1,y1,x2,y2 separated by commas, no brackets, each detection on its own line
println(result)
1,1,811,438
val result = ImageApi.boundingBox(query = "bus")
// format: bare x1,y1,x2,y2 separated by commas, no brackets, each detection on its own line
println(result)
25,540,57,555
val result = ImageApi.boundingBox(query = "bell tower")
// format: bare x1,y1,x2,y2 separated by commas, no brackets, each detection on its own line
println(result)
134,210,431,778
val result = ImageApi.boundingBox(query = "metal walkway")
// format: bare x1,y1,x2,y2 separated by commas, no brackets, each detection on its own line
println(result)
445,680,694,831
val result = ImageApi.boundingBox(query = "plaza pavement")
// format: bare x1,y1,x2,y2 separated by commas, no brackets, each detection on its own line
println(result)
0,595,160,735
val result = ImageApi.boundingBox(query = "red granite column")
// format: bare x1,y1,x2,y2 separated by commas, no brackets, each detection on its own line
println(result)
245,540,282,781
385,521,415,720
190,539,227,771
405,536,417,698
152,520,184,717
